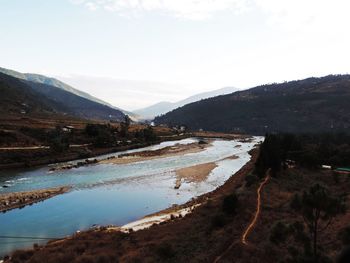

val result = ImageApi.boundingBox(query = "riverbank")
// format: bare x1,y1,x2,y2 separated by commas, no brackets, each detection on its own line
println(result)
0,134,191,171
3,145,260,262
99,140,211,166
7,144,350,263
0,186,71,213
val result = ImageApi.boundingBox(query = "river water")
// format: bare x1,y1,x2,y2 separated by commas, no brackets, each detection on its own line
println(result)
0,137,261,256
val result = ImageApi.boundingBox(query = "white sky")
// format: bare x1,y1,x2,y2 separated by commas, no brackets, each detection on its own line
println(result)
1,0,350,110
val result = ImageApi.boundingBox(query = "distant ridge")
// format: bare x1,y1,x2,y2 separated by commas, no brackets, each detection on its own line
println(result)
155,75,350,134
134,86,238,120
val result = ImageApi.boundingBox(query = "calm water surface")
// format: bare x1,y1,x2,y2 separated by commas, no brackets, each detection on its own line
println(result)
0,137,261,256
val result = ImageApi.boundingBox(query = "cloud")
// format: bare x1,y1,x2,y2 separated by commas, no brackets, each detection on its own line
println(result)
72,0,249,20
72,0,350,30
255,0,350,32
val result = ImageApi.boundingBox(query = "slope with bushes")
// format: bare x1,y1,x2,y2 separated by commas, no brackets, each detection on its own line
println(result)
0,71,125,121
155,75,350,134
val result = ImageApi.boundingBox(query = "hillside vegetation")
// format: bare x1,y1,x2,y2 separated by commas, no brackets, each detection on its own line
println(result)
0,73,65,115
155,75,350,134
0,72,125,121
0,67,112,107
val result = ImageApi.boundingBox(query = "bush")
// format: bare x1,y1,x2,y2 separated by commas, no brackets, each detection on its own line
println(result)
211,214,226,228
245,173,258,187
270,221,291,244
85,124,116,147
49,135,69,153
339,226,350,245
11,250,34,262
156,242,175,259
222,193,238,215
337,246,350,263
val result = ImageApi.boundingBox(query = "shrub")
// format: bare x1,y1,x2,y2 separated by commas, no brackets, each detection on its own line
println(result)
338,226,350,245
211,214,226,228
156,242,175,259
269,221,291,245
245,173,258,187
337,246,350,263
222,193,238,215
11,250,33,261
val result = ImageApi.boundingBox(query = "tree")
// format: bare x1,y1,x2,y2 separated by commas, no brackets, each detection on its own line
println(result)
338,226,350,246
48,126,69,153
85,124,115,147
291,183,346,262
120,115,131,137
254,134,284,177
222,193,238,215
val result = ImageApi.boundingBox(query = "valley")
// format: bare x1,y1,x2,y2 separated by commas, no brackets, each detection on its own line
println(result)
0,135,259,258
2,2,350,262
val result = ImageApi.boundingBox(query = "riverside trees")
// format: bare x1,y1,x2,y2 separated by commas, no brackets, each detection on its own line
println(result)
291,184,346,262
254,133,350,178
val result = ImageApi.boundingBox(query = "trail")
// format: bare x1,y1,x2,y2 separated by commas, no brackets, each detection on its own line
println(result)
241,171,270,245
213,170,270,263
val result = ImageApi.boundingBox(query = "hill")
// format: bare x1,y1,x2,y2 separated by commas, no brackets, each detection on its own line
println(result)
0,68,125,121
24,80,125,121
0,72,66,115
0,67,113,108
134,86,237,120
155,75,350,134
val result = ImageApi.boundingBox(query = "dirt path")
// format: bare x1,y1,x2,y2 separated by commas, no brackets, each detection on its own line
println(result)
241,171,270,245
213,170,271,263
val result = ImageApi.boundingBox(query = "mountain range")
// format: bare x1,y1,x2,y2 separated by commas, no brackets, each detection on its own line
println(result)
155,75,350,134
133,86,238,120
0,67,125,121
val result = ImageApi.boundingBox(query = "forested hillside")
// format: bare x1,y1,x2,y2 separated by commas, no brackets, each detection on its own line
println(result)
0,71,125,121
155,75,350,134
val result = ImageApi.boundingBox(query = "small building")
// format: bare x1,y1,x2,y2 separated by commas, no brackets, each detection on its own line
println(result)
62,125,75,133
179,125,186,132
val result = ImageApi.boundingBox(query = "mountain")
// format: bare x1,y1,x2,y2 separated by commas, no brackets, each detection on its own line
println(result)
0,69,125,121
0,67,115,108
134,86,238,120
0,72,67,115
0,67,136,119
154,75,350,134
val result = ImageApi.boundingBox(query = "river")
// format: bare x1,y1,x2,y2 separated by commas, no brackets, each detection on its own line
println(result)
0,137,261,257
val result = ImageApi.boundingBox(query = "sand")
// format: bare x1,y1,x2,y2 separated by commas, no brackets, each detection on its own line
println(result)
0,186,71,212
176,162,218,184
106,204,201,233
100,142,211,165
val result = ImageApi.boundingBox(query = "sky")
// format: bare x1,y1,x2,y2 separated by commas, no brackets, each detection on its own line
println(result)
1,0,350,110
